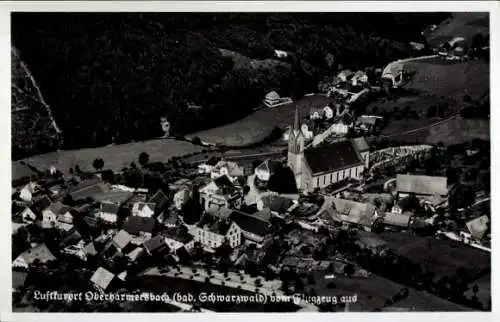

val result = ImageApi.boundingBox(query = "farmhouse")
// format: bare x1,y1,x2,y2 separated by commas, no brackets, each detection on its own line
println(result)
396,174,448,200
287,107,366,192
41,202,72,229
211,160,245,181
123,216,155,241
174,188,190,210
21,195,51,224
19,182,40,202
132,202,155,218
143,236,170,256
162,228,195,254
101,230,133,259
98,201,120,224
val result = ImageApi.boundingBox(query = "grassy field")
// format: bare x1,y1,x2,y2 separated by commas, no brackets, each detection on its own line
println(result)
425,12,489,47
425,117,489,145
377,232,490,279
188,94,333,147
465,273,491,310
404,59,489,101
20,138,204,174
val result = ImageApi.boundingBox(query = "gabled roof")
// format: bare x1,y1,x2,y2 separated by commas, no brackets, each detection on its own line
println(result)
261,194,295,214
112,230,133,249
230,211,271,237
101,202,120,214
44,202,72,215
83,242,98,256
15,243,56,266
466,215,489,240
197,214,231,235
255,159,281,174
143,236,169,253
149,190,168,208
90,267,115,291
213,175,235,189
304,140,364,175
331,198,377,227
123,216,155,235
31,196,52,214
134,202,156,212
383,212,412,228
351,137,369,152
163,228,194,244
396,174,448,196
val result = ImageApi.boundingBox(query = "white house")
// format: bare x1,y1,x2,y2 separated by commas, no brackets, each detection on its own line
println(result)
323,105,334,120
195,214,242,249
337,69,354,82
132,202,155,218
41,202,72,229
199,175,242,210
274,49,288,59
19,182,38,202
254,159,281,182
21,196,51,224
174,188,190,210
211,160,245,182
98,202,120,224
163,232,195,254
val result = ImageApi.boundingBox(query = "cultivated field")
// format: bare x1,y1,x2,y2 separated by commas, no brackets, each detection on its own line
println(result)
377,232,490,279
20,138,204,174
404,59,489,101
188,94,333,147
425,12,489,47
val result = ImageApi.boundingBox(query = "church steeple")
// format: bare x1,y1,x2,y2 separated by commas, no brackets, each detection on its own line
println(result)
288,106,304,154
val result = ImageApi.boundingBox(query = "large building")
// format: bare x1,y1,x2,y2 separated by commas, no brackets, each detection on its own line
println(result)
287,107,368,192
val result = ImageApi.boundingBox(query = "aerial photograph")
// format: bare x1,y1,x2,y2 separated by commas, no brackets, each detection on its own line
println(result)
11,12,490,312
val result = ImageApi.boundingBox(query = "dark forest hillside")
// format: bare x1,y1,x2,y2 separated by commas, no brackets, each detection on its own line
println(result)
11,13,450,159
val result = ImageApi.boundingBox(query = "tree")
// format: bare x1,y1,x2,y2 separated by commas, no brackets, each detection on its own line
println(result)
138,152,150,167
426,105,437,118
92,158,104,171
74,165,82,173
307,275,316,285
463,94,472,103
267,165,298,194
343,263,355,278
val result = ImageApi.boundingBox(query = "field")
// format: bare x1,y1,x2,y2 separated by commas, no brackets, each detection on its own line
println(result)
20,138,204,174
188,94,333,147
465,273,491,310
308,270,468,312
425,117,489,145
404,59,489,101
425,12,489,47
376,232,490,279
219,48,289,70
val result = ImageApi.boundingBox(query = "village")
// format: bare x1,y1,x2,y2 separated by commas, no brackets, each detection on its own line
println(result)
10,12,491,314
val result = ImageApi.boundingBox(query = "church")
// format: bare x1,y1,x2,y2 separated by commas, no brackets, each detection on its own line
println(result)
287,107,369,193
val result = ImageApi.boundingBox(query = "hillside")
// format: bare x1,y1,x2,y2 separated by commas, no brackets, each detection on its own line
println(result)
424,12,489,47
11,13,450,159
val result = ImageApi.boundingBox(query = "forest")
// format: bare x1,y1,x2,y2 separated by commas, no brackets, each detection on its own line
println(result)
11,13,450,159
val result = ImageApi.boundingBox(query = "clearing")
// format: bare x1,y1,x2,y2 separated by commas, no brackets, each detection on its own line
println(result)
188,94,333,147
425,12,489,47
404,58,489,101
376,232,490,280
19,138,204,174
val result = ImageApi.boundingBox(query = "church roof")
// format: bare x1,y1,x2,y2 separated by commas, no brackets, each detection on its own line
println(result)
304,140,364,175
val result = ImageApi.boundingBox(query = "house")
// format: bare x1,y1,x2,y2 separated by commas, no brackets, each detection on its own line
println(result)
149,190,169,215
57,209,77,232
254,159,281,182
159,210,180,228
162,228,195,254
287,107,366,192
324,105,334,119
464,215,489,241
274,49,288,59
329,198,379,231
90,267,116,292
382,212,413,230
211,160,245,181
337,69,354,82
143,235,170,256
98,201,121,224
199,175,242,210
351,71,369,86
41,202,72,229
123,216,155,240
351,137,370,169
197,158,219,175
205,205,234,221
356,115,383,131
174,188,191,210
195,213,242,249
83,242,99,258
263,91,281,107
68,178,109,201
126,247,144,262
132,202,155,218
61,240,87,261
21,196,51,224
230,211,271,247
19,182,39,202
101,229,133,259
257,194,296,216
13,243,56,269
396,174,448,200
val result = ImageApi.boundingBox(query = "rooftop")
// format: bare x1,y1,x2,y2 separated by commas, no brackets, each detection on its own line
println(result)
465,215,489,240
112,230,133,249
143,235,168,253
330,198,377,227
15,243,56,266
304,140,364,175
230,211,271,237
396,174,448,196
90,267,115,291
101,201,120,214
123,216,155,235
197,214,231,235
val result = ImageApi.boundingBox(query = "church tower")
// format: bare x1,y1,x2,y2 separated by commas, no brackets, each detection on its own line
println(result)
287,107,305,190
